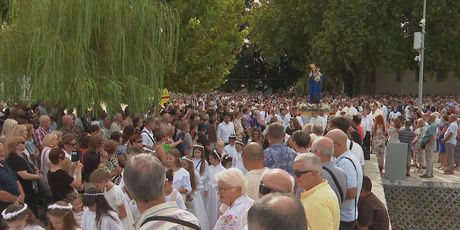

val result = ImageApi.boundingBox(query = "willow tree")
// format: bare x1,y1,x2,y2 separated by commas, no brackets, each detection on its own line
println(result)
0,0,179,114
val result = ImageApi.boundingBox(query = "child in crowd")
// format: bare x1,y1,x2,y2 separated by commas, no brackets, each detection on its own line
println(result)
222,154,233,169
181,156,210,230
47,201,80,230
1,203,44,230
81,187,123,230
192,144,209,199
90,168,135,230
165,169,187,210
65,192,85,228
165,149,192,200
206,150,226,228
234,141,247,173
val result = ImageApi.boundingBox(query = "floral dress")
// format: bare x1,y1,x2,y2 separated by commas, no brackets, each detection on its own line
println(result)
372,125,386,168
213,195,254,230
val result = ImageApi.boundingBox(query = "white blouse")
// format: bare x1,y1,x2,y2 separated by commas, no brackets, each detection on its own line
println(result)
213,195,255,230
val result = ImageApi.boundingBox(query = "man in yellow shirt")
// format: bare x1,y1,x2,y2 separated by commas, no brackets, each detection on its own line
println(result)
294,152,340,230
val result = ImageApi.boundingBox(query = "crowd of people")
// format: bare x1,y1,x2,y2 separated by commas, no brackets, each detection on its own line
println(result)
0,92,459,230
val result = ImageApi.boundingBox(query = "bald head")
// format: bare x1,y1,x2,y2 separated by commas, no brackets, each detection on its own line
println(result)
261,169,295,196
248,193,307,230
325,129,348,157
311,136,334,160
242,142,264,162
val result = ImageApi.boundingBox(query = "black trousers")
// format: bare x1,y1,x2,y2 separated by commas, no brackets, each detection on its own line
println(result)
363,131,371,160
340,220,357,230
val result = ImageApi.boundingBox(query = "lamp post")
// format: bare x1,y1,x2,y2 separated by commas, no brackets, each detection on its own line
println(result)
417,0,427,109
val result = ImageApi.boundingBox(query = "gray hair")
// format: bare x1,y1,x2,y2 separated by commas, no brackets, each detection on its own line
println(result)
215,168,247,195
312,124,324,136
311,139,334,157
248,193,308,230
123,153,165,202
294,152,322,172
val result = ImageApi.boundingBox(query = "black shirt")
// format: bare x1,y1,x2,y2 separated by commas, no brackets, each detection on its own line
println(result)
7,154,35,197
83,151,100,182
47,169,74,201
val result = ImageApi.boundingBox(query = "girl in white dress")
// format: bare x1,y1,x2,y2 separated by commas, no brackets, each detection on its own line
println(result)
165,149,192,198
2,203,44,230
181,156,211,230
206,150,226,228
47,201,81,230
90,168,135,230
81,188,123,230
165,169,187,210
192,145,209,201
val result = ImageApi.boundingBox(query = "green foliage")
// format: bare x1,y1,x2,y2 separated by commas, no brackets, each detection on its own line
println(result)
248,0,460,94
0,0,179,114
164,0,247,93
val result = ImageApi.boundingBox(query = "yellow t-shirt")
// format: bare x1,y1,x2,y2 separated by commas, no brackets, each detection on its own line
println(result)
301,180,340,230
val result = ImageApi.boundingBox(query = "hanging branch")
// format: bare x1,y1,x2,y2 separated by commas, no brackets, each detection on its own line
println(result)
0,0,179,114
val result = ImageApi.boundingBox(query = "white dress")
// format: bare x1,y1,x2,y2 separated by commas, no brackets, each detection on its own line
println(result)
206,164,226,228
166,188,186,210
21,225,45,230
233,152,248,174
186,171,211,230
172,167,192,194
193,159,210,202
104,185,135,230
81,209,123,230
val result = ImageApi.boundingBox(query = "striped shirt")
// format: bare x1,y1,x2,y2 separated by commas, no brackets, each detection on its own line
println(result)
136,201,200,230
399,128,415,145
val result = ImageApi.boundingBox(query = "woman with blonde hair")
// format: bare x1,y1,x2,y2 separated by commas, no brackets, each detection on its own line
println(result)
412,118,426,173
6,136,44,216
0,118,18,143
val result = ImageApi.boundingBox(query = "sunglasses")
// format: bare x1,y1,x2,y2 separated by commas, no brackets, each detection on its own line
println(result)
293,169,316,177
259,184,280,196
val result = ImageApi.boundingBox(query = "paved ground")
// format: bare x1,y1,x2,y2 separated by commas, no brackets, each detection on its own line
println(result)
363,152,460,230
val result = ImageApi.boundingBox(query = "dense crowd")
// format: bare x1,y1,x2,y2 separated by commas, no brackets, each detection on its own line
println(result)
0,92,459,230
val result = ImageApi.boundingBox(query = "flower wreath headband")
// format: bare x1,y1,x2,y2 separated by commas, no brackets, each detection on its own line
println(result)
48,203,73,211
1,203,28,220
180,156,194,163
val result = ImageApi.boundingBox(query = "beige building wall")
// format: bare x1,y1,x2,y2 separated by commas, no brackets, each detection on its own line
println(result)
374,67,460,96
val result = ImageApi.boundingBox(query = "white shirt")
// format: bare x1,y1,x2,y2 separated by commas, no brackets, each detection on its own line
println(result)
445,122,458,145
347,139,365,166
172,168,192,194
245,168,268,201
389,111,401,121
310,116,326,129
217,121,235,143
224,144,238,161
342,106,358,116
361,115,373,132
334,151,363,222
265,114,283,125
141,128,155,148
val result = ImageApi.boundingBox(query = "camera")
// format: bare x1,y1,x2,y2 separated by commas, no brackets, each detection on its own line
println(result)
71,151,81,162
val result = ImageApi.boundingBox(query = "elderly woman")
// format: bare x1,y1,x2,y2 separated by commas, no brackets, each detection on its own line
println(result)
214,168,254,230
